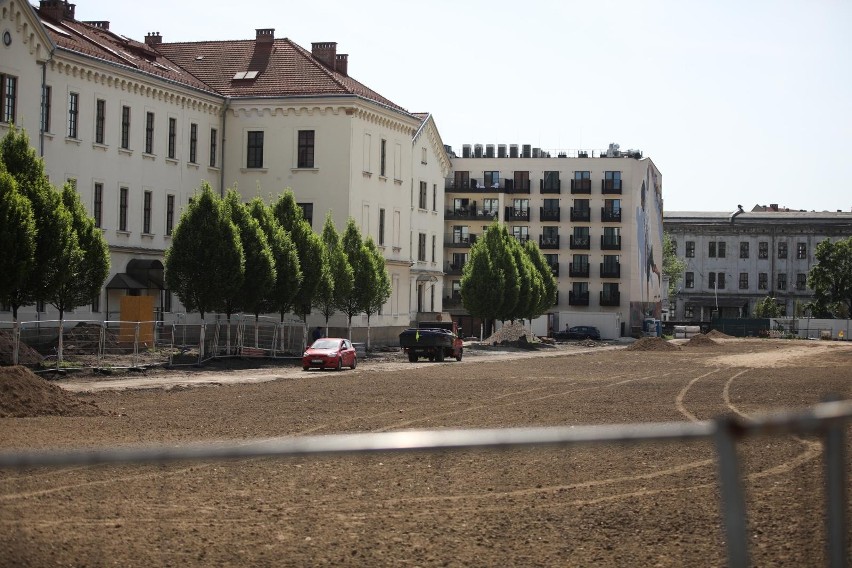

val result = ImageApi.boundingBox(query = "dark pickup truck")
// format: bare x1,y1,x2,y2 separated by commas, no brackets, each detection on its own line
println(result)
399,321,464,362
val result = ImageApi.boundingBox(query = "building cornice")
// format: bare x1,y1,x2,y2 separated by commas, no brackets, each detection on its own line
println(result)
2,0,56,62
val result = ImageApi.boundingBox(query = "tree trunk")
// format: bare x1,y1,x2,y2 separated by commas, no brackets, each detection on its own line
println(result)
57,312,65,367
366,313,372,351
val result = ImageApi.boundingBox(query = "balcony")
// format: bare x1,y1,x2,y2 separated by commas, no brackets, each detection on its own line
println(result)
445,208,499,222
445,262,465,275
601,235,622,250
505,207,530,222
446,234,478,248
549,263,560,277
570,179,592,194
570,207,590,222
601,207,622,222
570,235,591,250
602,179,622,194
444,293,463,308
513,234,531,244
599,291,621,306
540,207,561,222
600,263,621,278
445,178,503,194
539,235,560,250
569,291,590,306
505,178,531,194
569,262,589,278
540,179,561,194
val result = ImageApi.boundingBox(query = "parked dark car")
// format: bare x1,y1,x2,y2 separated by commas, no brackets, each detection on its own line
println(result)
554,325,601,341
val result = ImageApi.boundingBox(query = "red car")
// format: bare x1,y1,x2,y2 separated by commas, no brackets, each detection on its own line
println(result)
302,338,357,371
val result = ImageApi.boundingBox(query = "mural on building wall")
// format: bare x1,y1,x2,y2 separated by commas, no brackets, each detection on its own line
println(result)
630,163,664,333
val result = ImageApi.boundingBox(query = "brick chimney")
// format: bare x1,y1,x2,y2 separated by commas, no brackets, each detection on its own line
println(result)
144,32,162,46
311,42,337,70
770,203,778,212
39,0,75,22
335,53,348,76
256,28,274,44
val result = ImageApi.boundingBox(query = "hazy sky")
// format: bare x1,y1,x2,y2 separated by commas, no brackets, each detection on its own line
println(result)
75,0,851,213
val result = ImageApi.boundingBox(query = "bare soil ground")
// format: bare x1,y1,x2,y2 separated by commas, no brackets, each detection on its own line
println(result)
1,338,851,567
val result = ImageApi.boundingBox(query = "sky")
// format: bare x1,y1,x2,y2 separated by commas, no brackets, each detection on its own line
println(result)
75,0,852,213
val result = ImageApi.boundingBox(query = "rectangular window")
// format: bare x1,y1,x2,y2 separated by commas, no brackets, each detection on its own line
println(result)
1,74,17,124
247,131,264,168
777,273,787,290
758,241,768,259
718,273,726,289
603,170,622,191
119,186,129,231
163,291,173,313
166,194,175,236
378,208,385,246
739,272,748,289
758,272,768,290
297,130,315,168
685,272,694,289
797,243,807,259
432,184,437,212
189,123,198,163
778,242,788,259
514,170,530,192
168,117,176,159
709,272,716,289
740,242,749,259
209,128,217,167
512,226,530,243
93,183,103,228
91,292,100,314
421,146,427,165
68,92,79,138
95,99,106,144
120,105,131,149
685,241,695,258
709,242,716,258
542,171,560,192
418,233,426,262
684,306,694,319
431,235,436,263
145,111,155,154
41,85,51,132
419,181,428,209
143,190,152,234
298,203,313,227
380,139,387,177
484,171,500,188
796,273,807,290
718,242,726,258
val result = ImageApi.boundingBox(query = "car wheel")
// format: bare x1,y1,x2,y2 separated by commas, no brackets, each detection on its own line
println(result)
351,356,357,370
302,365,310,371
335,357,342,371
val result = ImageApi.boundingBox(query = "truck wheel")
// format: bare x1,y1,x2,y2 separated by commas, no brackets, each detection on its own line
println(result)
456,349,463,362
408,352,417,362
436,349,445,362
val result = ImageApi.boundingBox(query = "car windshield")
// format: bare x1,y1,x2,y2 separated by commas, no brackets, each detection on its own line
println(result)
311,339,340,350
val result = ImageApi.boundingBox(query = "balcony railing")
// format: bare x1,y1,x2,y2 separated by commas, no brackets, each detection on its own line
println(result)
445,208,499,222
513,234,531,244
504,207,530,222
569,263,589,278
444,293,463,308
600,291,621,306
504,179,531,194
445,262,465,275
602,179,622,194
601,207,622,222
569,291,590,306
540,207,561,222
549,263,560,277
601,235,622,250
570,179,592,194
540,179,561,194
445,178,503,193
570,235,591,250
570,207,590,222
539,235,560,250
600,263,621,278
446,234,478,248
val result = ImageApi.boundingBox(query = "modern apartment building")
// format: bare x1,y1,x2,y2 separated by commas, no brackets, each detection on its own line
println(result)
665,206,852,320
1,0,449,334
444,144,664,338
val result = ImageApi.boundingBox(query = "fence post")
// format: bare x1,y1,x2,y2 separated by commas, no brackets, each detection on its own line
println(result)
98,321,106,367
133,322,140,369
198,322,206,364
823,398,849,568
713,416,749,568
169,322,176,366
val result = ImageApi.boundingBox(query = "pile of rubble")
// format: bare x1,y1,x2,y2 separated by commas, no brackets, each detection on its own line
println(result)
483,322,537,345
0,330,44,365
626,337,681,351
683,334,718,348
0,365,106,418
706,329,734,339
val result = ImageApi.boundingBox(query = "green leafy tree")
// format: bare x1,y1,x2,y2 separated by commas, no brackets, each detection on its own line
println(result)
753,296,782,318
508,239,536,322
523,239,558,322
0,169,36,312
316,213,354,333
339,218,371,338
248,198,302,321
0,126,75,318
663,232,687,298
461,222,519,335
808,237,852,318
165,183,244,321
361,237,391,350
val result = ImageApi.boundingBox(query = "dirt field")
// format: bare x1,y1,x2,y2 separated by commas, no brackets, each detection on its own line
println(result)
1,338,850,567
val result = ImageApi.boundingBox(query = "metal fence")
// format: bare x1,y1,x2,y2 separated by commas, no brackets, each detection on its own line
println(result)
0,399,848,568
0,316,307,369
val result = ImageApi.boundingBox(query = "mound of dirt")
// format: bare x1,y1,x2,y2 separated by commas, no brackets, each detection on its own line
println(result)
0,366,106,418
706,329,733,339
626,337,681,351
684,334,718,348
484,322,537,344
0,330,44,365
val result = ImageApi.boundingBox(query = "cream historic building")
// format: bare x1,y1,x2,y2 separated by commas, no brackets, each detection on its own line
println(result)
1,0,449,335
445,144,664,338
665,206,852,321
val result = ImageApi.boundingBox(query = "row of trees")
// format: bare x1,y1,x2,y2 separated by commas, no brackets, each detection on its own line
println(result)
0,127,110,352
459,221,557,334
164,184,391,348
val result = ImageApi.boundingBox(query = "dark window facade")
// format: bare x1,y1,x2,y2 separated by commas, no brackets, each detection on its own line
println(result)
777,273,787,290
419,181,428,209
797,243,807,259
209,128,217,167
796,273,807,290
418,233,426,262
95,99,106,144
298,203,313,227
166,194,175,236
93,183,103,229
740,242,749,259
247,131,264,168
380,139,387,176
168,117,176,159
758,272,768,290
297,130,314,168
145,112,154,154
685,272,694,288
378,208,385,245
68,92,79,138
739,272,748,289
685,241,695,258
120,105,131,149
758,241,768,259
119,186,128,231
0,74,16,124
41,85,51,132
778,242,788,259
189,123,198,163
143,190,152,234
